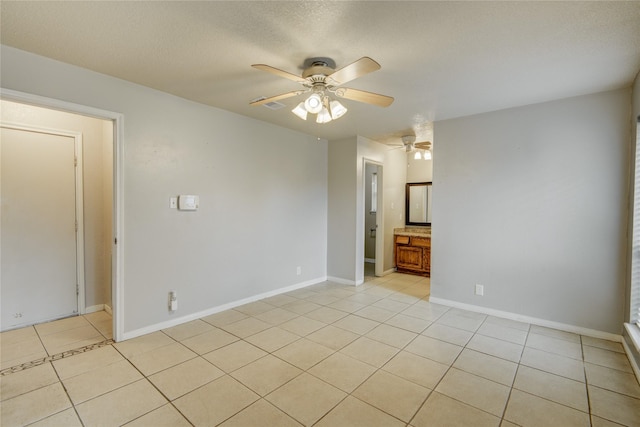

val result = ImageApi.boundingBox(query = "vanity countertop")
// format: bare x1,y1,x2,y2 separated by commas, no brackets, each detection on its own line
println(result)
394,227,431,237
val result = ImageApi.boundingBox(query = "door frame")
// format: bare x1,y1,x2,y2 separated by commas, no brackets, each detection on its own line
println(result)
0,88,125,342
362,158,384,277
1,122,86,316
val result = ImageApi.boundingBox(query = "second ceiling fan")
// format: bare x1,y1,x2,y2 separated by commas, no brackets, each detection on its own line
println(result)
250,56,394,123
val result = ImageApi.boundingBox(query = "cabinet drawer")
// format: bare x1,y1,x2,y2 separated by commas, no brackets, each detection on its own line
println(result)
395,235,410,245
412,236,431,247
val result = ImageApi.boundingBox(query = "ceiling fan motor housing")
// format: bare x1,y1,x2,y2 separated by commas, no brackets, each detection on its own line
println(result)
402,135,416,144
302,57,336,80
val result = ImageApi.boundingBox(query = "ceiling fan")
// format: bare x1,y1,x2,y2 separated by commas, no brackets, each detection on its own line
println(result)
389,135,432,159
250,57,394,123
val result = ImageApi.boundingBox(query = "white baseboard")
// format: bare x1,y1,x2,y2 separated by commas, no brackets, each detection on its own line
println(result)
85,304,112,316
122,276,327,341
327,276,358,286
381,268,396,276
364,258,375,263
85,304,104,314
429,297,623,343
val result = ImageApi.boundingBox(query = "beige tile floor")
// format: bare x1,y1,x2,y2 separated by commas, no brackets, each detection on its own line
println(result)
2,271,640,426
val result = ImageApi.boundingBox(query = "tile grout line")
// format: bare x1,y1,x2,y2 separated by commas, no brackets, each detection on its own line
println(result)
0,338,115,376
501,322,528,424
203,285,425,426
408,312,507,425
582,335,597,427
109,332,197,427
6,276,637,426
50,347,87,427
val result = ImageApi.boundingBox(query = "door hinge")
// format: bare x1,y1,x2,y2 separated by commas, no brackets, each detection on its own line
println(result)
76,283,79,296
75,220,78,232
114,237,117,244
74,156,78,167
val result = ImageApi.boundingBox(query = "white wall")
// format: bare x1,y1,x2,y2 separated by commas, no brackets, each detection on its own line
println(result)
1,46,328,337
407,152,433,183
327,137,357,282
1,100,112,309
432,88,631,334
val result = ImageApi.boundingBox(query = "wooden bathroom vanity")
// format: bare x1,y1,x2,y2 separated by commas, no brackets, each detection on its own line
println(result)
394,228,431,276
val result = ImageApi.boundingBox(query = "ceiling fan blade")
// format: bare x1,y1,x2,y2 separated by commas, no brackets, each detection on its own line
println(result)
249,90,305,106
252,64,308,84
325,57,381,86
415,141,432,149
336,87,394,107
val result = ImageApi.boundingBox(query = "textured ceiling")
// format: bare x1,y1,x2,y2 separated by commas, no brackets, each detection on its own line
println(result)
1,1,639,144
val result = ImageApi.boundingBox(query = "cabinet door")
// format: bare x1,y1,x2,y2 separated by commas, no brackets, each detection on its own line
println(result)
397,246,423,270
423,247,431,273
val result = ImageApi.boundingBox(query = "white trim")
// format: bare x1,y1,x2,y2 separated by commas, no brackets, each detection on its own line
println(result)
75,133,86,314
0,122,86,316
624,322,640,354
430,297,623,343
85,304,104,314
362,159,385,278
623,323,640,381
327,276,359,286
104,304,113,316
1,88,125,342
364,258,376,264
380,268,396,276
122,276,328,341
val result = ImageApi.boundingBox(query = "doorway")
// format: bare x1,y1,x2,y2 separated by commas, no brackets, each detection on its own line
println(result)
0,90,123,341
1,125,84,328
364,160,384,278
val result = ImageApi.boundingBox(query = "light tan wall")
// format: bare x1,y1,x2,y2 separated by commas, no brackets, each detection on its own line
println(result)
1,100,112,309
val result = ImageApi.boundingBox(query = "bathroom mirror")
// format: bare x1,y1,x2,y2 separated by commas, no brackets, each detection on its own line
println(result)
406,182,432,226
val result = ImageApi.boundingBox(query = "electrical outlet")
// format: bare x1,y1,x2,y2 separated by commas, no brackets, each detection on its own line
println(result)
169,197,177,208
296,266,302,276
169,291,178,311
475,284,484,296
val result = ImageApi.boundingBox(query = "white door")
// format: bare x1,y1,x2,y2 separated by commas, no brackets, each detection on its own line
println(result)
1,126,79,330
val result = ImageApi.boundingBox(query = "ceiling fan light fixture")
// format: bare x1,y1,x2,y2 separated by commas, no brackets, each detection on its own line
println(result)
329,99,348,120
252,56,393,125
424,150,432,160
292,102,308,120
304,93,323,114
316,106,333,124
414,151,422,160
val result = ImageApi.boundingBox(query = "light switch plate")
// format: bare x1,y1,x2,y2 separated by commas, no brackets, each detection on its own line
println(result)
178,195,199,211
